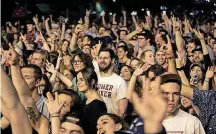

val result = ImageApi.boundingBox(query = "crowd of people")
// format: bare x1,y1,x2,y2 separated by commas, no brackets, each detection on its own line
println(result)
1,5,216,134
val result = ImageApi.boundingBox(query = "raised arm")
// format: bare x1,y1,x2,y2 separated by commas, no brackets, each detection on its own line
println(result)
7,44,49,133
131,12,139,28
84,9,91,32
101,11,107,27
60,23,66,41
122,10,127,27
45,18,52,37
127,64,149,100
202,66,215,90
1,66,32,134
172,16,187,61
33,15,41,32
46,92,66,134
70,24,84,51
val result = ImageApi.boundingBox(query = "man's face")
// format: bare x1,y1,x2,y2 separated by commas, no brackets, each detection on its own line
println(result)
186,43,196,55
193,51,204,63
156,51,166,65
31,53,44,68
137,35,148,48
60,122,84,134
213,44,216,56
26,24,34,32
160,82,181,114
99,27,105,35
58,94,72,119
21,68,38,90
98,51,112,72
209,38,215,48
120,31,127,40
155,33,162,46
83,36,90,45
82,45,91,55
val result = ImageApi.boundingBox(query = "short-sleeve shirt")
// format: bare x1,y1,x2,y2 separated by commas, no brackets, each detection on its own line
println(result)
36,95,50,119
97,73,128,114
193,89,216,134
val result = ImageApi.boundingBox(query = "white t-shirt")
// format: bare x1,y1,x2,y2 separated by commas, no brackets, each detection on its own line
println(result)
97,73,127,114
163,110,205,134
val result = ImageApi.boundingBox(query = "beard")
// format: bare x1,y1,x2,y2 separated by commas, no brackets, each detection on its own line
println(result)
99,62,112,72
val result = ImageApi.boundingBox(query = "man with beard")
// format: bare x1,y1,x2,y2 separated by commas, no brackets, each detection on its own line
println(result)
96,48,128,117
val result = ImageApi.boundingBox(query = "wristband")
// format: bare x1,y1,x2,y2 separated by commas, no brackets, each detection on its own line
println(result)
176,67,184,71
51,115,60,118
132,74,138,77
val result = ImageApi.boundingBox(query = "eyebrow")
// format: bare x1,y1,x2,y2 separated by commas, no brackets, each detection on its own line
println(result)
101,119,109,122
70,130,82,133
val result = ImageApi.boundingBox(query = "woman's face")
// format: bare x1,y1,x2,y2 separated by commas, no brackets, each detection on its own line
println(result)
63,70,73,80
190,66,203,81
97,115,122,134
62,41,69,52
117,48,127,59
77,72,88,92
73,55,84,72
130,59,139,70
65,33,71,42
120,66,132,81
63,55,72,66
142,51,155,65
181,96,192,108
14,34,19,40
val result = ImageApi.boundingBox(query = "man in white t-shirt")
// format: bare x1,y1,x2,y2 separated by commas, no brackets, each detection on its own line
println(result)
159,74,205,134
96,48,128,117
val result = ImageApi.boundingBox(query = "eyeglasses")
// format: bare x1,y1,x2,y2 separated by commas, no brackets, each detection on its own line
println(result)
72,60,83,64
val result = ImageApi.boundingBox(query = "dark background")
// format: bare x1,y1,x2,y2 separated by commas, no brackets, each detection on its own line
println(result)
1,0,216,24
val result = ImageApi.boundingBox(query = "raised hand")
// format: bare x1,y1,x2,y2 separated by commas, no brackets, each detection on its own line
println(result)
205,66,215,79
132,77,167,128
133,63,151,76
75,24,84,34
45,92,66,115
6,43,20,65
122,10,126,15
46,60,55,73
86,9,91,17
20,32,27,42
193,29,204,40
55,53,62,71
32,15,39,24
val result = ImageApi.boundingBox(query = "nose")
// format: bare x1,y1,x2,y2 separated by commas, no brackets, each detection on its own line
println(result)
168,94,174,102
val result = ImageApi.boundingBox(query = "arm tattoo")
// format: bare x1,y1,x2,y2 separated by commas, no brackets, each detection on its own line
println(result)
26,107,39,124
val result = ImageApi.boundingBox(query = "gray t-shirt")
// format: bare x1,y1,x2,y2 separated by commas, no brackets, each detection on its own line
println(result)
36,95,50,120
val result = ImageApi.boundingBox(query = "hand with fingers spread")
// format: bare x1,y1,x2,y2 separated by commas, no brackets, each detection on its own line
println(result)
75,24,84,35
193,29,204,41
46,60,55,73
20,32,27,42
205,66,215,79
86,9,91,17
45,92,66,116
133,63,151,76
6,43,20,65
132,77,167,133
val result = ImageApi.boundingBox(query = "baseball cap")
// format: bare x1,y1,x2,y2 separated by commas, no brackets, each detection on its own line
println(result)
192,45,202,53
26,20,34,25
160,73,182,86
190,62,204,71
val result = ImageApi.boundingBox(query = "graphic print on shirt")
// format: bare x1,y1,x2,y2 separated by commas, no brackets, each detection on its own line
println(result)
97,84,113,98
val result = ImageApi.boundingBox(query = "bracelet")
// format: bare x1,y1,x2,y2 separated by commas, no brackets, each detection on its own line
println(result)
51,115,60,118
176,67,184,71
132,74,138,77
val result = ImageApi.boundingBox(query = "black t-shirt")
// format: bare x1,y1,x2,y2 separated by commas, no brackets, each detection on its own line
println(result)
81,99,107,134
